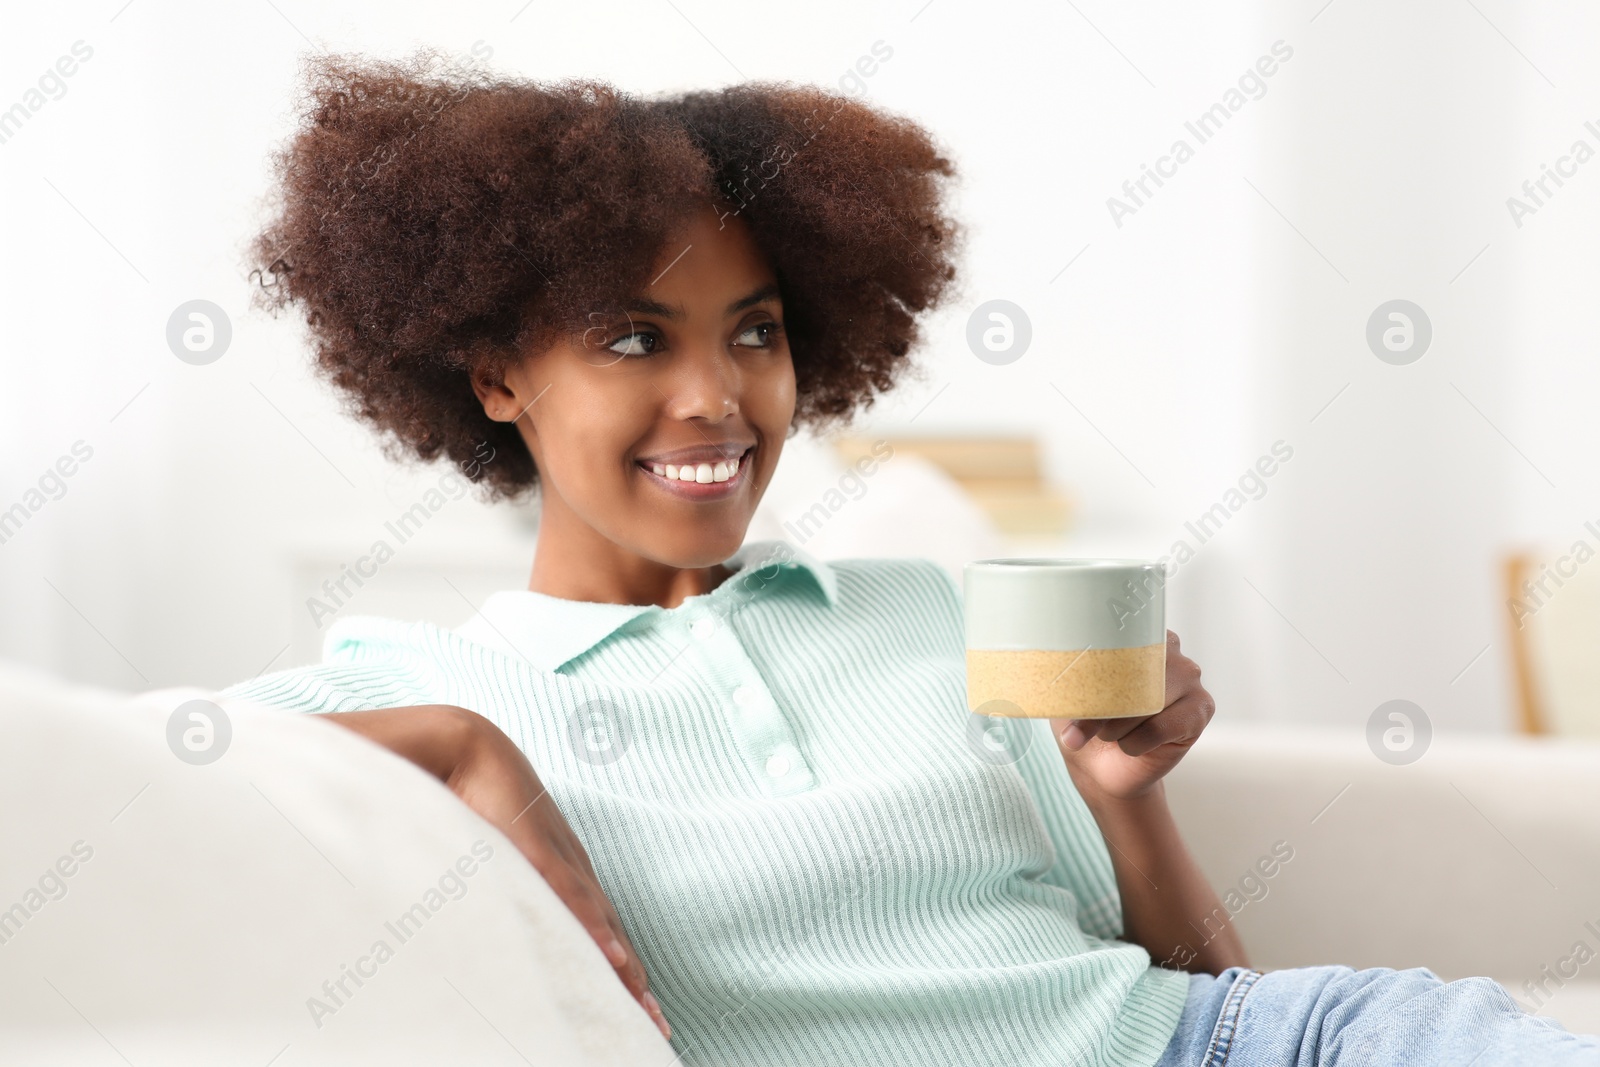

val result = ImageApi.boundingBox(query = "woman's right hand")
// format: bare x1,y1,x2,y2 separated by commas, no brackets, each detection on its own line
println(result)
316,704,671,1041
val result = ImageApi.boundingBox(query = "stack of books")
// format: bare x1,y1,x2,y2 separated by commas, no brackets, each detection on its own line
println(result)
829,434,1071,536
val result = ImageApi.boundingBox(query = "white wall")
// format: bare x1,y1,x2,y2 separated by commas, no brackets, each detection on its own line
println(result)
1,0,1590,735
1249,0,1522,732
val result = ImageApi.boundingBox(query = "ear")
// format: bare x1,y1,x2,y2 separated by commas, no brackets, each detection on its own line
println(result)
469,363,519,423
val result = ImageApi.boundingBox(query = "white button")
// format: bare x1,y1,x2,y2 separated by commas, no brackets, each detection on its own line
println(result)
691,617,717,639
733,685,756,707
764,753,791,778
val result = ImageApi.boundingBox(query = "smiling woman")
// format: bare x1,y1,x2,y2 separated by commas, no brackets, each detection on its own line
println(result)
238,53,973,1047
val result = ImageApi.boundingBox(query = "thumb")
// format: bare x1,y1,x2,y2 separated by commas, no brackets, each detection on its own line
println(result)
1052,719,1089,751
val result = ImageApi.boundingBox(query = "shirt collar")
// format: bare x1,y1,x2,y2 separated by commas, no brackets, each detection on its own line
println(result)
451,537,837,673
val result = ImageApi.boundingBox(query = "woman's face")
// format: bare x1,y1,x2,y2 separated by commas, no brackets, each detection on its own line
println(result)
477,206,796,571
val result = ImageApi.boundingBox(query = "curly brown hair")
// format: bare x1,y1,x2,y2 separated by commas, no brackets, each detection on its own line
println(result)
249,50,962,502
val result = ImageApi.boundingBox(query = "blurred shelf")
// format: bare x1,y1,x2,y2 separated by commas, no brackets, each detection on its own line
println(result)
831,433,1072,537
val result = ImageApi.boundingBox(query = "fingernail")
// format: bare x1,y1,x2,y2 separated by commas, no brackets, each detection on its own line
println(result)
1061,722,1087,751
607,937,627,965
644,992,671,1039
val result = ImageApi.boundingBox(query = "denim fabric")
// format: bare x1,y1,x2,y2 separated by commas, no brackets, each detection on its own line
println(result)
1153,964,1600,1066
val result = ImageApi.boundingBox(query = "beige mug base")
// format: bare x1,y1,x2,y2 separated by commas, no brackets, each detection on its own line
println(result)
966,643,1166,719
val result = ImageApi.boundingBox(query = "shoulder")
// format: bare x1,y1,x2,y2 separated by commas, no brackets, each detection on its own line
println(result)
321,613,430,663
217,614,454,713
825,556,963,637
321,613,472,691
828,555,961,602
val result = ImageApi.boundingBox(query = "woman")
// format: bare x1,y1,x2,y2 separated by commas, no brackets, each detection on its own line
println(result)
224,51,1599,1066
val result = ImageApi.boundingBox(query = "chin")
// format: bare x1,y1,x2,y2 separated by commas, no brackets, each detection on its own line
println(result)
652,519,753,568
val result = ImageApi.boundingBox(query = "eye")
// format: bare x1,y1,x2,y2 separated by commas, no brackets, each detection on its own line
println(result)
733,321,783,348
606,330,660,357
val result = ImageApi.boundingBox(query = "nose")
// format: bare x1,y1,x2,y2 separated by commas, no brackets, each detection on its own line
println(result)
663,340,740,421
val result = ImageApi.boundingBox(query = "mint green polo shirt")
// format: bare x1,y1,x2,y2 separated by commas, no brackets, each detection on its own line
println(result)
220,538,1189,1065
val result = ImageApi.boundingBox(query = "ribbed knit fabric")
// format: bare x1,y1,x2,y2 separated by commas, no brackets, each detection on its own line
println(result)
219,538,1190,1066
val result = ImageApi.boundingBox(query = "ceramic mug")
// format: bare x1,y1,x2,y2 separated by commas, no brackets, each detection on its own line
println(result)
964,558,1166,719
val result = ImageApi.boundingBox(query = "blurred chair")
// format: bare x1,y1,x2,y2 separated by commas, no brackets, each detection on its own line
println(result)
1504,551,1600,737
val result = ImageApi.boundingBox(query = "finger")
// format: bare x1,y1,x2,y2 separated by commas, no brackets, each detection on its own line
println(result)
1114,693,1211,757
599,908,670,1038
578,895,627,967
575,878,648,1001
552,822,617,909
1165,636,1200,708
588,919,665,1040
550,864,629,970
569,853,637,978
568,834,602,880
1047,718,1083,750
1076,715,1153,744
550,844,652,1005
504,814,565,878
601,903,650,1001
1055,717,1127,749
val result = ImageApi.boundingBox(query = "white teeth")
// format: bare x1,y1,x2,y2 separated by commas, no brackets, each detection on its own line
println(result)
646,450,747,486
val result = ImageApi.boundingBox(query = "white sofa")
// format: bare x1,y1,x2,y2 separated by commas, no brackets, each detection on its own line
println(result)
0,661,672,1066
4,658,1596,1064
1164,722,1600,1035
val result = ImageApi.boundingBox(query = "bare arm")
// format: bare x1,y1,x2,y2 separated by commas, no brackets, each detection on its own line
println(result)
1071,775,1249,974
1052,631,1250,975
314,704,672,1040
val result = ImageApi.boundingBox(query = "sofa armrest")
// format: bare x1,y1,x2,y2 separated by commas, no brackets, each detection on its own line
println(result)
0,670,668,1064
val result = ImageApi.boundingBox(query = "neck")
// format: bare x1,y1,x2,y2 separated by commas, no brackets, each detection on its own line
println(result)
525,502,739,609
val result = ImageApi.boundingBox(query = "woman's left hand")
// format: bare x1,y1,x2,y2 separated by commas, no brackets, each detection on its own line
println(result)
1049,630,1215,802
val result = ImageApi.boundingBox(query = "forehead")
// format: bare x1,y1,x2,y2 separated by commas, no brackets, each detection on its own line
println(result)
644,207,776,301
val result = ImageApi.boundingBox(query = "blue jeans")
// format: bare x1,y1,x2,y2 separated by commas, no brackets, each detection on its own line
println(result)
1153,965,1600,1066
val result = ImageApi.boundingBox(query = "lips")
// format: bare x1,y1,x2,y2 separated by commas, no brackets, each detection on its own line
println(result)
635,442,754,466
639,445,751,477
637,445,753,494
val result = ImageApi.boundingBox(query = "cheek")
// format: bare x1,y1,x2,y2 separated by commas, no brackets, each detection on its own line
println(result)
532,394,638,488
750,360,796,482
755,351,798,420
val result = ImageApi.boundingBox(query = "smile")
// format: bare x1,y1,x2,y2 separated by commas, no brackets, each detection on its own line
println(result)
636,446,753,500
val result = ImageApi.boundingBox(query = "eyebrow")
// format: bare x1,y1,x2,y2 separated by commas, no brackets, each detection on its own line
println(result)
622,282,782,321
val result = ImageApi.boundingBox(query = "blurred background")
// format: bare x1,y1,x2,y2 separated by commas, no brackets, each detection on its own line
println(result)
5,0,1600,1035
